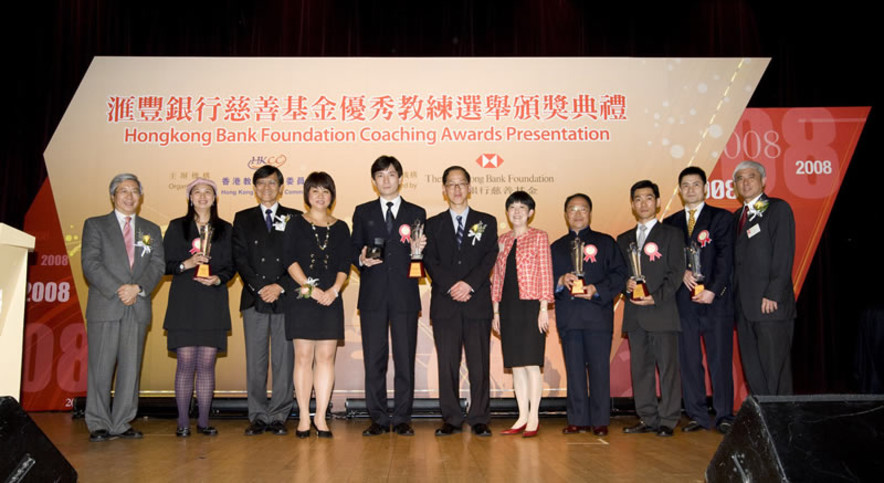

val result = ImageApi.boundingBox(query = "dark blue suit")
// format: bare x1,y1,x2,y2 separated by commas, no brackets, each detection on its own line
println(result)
351,198,426,426
663,203,735,428
552,228,627,427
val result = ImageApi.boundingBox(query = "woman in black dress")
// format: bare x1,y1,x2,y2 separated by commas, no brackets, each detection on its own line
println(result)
491,191,554,437
285,172,350,438
163,178,233,437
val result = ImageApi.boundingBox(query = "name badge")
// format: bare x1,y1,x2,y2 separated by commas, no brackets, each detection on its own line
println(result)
747,224,761,239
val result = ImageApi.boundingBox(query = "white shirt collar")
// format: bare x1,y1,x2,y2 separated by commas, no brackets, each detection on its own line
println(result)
379,196,402,218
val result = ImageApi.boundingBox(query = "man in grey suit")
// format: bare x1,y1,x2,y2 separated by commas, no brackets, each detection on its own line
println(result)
82,173,164,442
732,160,796,395
616,180,684,437
233,165,300,436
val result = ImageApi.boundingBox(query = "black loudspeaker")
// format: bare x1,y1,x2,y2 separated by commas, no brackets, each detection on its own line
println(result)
0,396,77,482
707,394,884,482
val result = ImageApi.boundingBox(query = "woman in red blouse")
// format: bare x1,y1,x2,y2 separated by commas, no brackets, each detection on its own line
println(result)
491,191,554,437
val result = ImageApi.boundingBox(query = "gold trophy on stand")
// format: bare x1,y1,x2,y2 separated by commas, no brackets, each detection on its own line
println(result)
194,224,213,279
408,220,425,279
685,241,705,297
570,238,588,295
628,242,648,300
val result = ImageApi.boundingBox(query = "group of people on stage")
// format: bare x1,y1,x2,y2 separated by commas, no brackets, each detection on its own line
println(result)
80,156,795,443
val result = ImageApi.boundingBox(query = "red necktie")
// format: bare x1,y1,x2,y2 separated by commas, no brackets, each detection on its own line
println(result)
124,216,135,268
737,206,748,234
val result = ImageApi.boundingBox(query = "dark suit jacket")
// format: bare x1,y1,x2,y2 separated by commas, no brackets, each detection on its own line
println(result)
733,194,796,321
424,208,498,321
616,222,684,333
81,212,165,324
552,228,628,332
233,205,302,314
663,203,734,321
351,198,427,313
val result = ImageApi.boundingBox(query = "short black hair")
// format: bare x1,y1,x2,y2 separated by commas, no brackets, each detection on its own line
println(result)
253,165,284,186
442,165,471,185
630,180,659,199
563,193,592,212
678,166,707,185
371,155,403,177
303,171,336,207
505,190,535,211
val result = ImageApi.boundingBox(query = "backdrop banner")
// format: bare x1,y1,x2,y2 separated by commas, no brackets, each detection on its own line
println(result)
27,57,832,411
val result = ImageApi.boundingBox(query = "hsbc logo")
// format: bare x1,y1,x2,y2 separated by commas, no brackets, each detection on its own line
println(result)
476,154,504,168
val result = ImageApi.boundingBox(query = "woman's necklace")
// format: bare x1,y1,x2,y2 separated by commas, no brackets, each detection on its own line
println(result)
306,214,331,270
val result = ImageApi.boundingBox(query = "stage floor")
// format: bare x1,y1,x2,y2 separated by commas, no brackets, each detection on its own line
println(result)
31,413,723,482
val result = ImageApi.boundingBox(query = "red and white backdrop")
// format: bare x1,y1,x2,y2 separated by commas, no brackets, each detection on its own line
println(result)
19,57,868,411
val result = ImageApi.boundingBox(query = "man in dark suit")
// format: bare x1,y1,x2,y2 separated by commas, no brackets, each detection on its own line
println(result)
663,167,735,434
424,166,498,437
233,165,300,436
552,193,627,437
352,155,427,437
82,173,164,442
732,160,796,396
616,179,684,437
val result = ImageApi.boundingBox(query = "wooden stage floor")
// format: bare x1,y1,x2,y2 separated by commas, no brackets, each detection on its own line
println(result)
31,413,724,482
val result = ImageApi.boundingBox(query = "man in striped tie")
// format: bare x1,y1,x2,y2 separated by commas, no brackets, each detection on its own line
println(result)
424,166,498,437
82,173,164,442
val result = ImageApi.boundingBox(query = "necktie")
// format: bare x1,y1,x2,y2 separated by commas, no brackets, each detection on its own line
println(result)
456,215,464,247
687,209,696,237
637,224,647,249
265,208,273,232
738,206,748,233
385,201,394,234
124,216,135,268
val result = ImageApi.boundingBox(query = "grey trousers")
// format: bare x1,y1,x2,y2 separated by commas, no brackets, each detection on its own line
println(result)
242,307,294,423
85,319,147,434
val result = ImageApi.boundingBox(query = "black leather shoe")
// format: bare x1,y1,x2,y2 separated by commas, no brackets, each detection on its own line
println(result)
89,429,116,442
472,423,492,437
116,428,143,439
244,420,267,436
393,423,414,436
623,422,657,434
295,429,311,439
363,422,390,436
682,420,706,432
197,426,218,436
176,427,191,437
268,421,288,436
435,423,461,436
592,425,609,436
717,421,733,435
657,426,674,437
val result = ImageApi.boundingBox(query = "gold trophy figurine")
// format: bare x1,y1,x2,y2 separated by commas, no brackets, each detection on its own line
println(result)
408,220,426,279
194,224,213,279
570,238,588,295
685,241,705,297
628,242,648,300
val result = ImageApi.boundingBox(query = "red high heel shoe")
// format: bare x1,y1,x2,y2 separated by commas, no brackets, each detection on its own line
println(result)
500,423,527,435
522,425,540,438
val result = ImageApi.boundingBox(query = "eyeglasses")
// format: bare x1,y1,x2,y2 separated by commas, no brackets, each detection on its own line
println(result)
567,206,589,213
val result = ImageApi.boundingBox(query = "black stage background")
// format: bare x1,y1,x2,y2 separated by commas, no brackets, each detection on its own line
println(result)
2,0,881,395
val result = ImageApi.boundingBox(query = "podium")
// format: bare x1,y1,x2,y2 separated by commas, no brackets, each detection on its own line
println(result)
0,223,35,401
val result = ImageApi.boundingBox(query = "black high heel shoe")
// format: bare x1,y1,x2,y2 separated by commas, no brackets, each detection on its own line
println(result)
313,421,333,438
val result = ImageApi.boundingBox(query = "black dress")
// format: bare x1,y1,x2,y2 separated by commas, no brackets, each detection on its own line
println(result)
162,217,234,351
283,216,351,340
499,240,545,368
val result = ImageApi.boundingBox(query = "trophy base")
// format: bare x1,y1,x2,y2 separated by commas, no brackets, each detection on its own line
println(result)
570,278,588,295
194,264,211,279
631,281,648,300
408,261,425,279
691,283,705,298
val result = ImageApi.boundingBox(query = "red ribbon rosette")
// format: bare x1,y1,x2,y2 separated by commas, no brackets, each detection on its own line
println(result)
584,244,598,263
644,242,662,261
697,230,711,248
399,224,412,243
